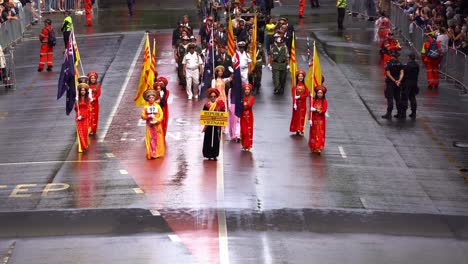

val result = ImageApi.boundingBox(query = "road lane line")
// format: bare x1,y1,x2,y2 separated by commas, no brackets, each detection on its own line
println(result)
119,169,128,174
338,146,347,158
1,241,16,264
168,234,181,242
106,153,115,158
150,209,161,216
0,160,109,166
133,187,144,194
217,135,230,264
98,35,146,143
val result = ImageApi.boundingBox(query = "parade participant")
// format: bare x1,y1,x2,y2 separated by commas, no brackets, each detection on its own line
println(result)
172,24,185,49
61,10,73,47
87,71,101,135
375,11,391,46
75,83,91,153
190,36,204,60
236,41,252,85
215,24,228,47
380,32,401,75
180,15,193,35
202,88,226,160
211,65,232,108
141,89,165,159
234,19,248,42
176,35,190,88
308,85,328,154
249,42,265,94
421,34,442,89
127,0,135,16
290,70,309,135
199,16,213,49
299,0,305,18
157,76,170,136
227,87,241,142
84,0,93,26
381,50,404,119
215,44,233,95
336,0,347,30
268,35,289,94
402,52,420,119
240,83,255,151
182,43,203,100
38,19,55,72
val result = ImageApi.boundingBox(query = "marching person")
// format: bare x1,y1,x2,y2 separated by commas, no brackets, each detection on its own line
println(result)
228,87,241,142
87,71,101,135
182,43,203,100
268,35,289,94
336,0,347,30
176,35,190,88
236,41,252,85
84,0,93,26
211,65,232,108
141,89,165,159
290,70,310,135
38,18,55,72
240,83,255,151
308,85,328,154
402,52,420,119
202,88,226,160
421,34,442,89
249,42,266,95
156,76,170,136
61,10,73,48
381,50,404,119
214,44,234,96
75,83,91,153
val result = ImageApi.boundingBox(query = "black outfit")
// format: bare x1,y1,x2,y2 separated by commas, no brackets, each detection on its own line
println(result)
337,7,345,29
383,58,403,118
265,0,274,16
402,60,420,118
215,31,228,47
202,103,223,159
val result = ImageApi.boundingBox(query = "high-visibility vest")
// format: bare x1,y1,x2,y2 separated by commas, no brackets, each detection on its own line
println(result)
336,0,347,8
62,16,73,32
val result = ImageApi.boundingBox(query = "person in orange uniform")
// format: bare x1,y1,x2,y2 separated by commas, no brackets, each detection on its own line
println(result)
421,34,442,89
375,11,391,47
38,19,55,72
87,72,101,135
380,32,401,75
156,76,170,137
308,85,328,154
240,83,255,151
76,83,91,153
290,70,310,135
84,0,93,26
299,0,305,18
141,89,165,159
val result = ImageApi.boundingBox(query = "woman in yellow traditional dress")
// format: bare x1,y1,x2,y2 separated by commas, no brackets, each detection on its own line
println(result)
141,89,165,159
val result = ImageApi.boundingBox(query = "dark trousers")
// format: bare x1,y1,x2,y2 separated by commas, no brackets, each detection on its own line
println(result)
337,8,345,29
403,83,418,114
63,31,71,47
385,82,401,114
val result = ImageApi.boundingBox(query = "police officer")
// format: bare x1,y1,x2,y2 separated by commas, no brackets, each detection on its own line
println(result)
402,52,419,119
176,36,190,88
249,42,266,95
61,10,73,48
268,35,289,95
382,50,404,119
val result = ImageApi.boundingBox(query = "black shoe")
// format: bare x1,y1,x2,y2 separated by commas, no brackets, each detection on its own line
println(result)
274,90,279,94
381,113,392,119
428,85,433,89
46,67,53,72
393,114,400,118
409,113,416,119
37,68,43,72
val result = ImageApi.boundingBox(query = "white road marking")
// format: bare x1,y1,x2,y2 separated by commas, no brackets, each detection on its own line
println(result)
360,197,368,209
120,132,129,141
0,160,108,166
133,188,144,194
168,234,181,242
98,35,146,143
338,146,347,158
150,209,161,216
217,135,230,264
0,185,7,188
325,111,329,118
301,55,307,62
119,169,128,174
106,153,115,158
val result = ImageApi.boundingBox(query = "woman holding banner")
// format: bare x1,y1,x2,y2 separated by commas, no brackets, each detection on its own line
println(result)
202,88,226,160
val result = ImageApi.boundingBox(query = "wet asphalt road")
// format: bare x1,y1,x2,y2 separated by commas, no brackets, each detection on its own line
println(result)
0,0,468,263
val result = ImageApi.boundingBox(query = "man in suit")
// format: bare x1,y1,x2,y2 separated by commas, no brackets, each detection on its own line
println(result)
215,24,228,48
215,45,233,96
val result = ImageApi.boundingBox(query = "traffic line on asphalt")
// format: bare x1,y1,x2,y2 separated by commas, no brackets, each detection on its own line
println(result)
132,187,144,194
99,35,146,143
120,132,129,141
217,135,230,264
168,234,182,243
119,169,128,174
1,241,15,264
150,209,161,216
338,146,347,159
105,153,115,158
0,185,6,189
0,160,108,166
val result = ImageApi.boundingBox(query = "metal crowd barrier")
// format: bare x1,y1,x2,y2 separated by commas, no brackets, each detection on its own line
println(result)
347,0,378,19
0,2,33,49
0,49,16,89
390,3,468,92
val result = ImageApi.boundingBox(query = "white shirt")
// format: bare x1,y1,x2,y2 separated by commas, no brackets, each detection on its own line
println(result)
436,34,449,53
182,52,202,70
237,51,251,70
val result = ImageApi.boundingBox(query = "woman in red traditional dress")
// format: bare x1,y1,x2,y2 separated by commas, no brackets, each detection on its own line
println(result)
290,70,309,135
87,72,101,135
202,88,226,160
155,76,170,137
240,83,255,151
308,85,328,154
141,89,164,159
75,83,91,153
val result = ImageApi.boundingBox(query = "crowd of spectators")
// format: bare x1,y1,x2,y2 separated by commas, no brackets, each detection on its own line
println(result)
392,0,468,54
0,0,20,24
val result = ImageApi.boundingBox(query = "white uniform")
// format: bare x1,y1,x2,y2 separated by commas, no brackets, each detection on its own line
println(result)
237,50,251,84
182,51,203,99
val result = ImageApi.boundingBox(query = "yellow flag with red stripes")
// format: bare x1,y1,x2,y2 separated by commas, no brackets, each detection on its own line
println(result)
306,41,323,97
289,32,297,97
134,33,151,107
227,15,236,57
249,14,257,73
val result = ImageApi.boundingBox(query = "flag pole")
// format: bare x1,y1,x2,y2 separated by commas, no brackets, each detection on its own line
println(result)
211,23,215,80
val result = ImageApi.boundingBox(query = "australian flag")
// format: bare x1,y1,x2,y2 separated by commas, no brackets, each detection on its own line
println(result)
200,32,214,97
232,52,243,117
57,35,76,115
